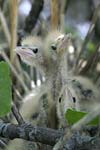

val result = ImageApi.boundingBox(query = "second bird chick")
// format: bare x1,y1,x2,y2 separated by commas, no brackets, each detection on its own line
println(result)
57,76,100,128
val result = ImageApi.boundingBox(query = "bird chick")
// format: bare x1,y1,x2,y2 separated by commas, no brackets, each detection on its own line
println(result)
57,76,100,128
15,32,72,128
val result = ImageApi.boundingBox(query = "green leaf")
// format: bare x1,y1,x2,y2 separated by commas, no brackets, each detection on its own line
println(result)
0,61,12,116
65,109,99,126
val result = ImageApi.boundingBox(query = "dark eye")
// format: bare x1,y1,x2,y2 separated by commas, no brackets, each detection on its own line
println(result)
51,45,57,50
33,48,38,53
59,97,62,103
72,97,76,103
30,48,38,53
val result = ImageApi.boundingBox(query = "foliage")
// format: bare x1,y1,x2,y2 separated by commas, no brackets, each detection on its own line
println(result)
65,109,99,126
0,61,12,116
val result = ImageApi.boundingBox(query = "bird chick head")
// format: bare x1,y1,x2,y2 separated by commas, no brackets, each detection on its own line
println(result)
69,76,100,112
51,33,72,55
15,36,44,67
44,31,72,61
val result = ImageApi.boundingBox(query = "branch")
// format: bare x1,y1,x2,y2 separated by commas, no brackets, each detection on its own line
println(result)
53,132,100,150
24,0,44,33
0,121,100,150
0,121,100,149
0,121,63,146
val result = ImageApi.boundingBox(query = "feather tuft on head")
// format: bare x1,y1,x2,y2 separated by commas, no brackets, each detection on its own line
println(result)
21,36,43,49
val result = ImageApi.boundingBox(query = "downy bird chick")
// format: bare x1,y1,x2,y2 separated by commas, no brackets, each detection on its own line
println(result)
57,76,100,128
15,32,72,128
15,36,49,126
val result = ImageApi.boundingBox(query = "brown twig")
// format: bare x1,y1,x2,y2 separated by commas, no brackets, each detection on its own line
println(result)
9,0,18,63
0,8,11,45
11,104,25,125
50,0,59,30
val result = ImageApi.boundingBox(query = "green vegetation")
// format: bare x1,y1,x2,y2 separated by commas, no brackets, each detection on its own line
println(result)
0,61,12,116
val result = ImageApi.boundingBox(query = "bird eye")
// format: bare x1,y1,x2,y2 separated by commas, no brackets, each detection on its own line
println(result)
72,97,76,103
30,47,38,53
59,97,62,102
51,45,57,50
33,48,38,53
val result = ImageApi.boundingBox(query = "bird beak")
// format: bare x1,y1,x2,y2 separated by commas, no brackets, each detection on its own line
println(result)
56,33,72,53
15,46,34,58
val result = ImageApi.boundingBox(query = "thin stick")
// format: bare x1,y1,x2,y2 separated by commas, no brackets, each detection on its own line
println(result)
9,0,18,63
0,8,11,45
11,104,25,125
50,0,59,30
